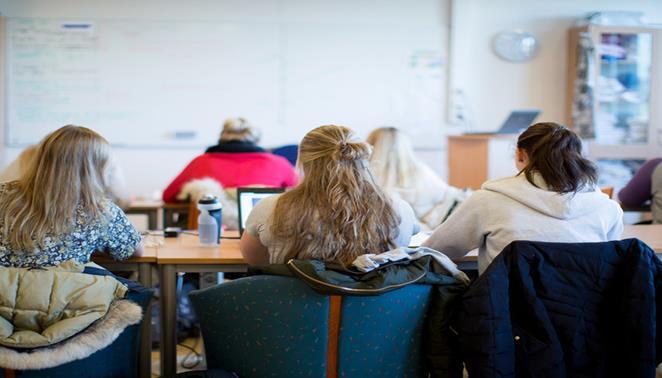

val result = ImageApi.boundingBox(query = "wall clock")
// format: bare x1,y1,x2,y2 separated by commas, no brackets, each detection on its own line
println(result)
492,30,539,62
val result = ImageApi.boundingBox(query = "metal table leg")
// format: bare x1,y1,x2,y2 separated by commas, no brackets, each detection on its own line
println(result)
159,264,178,378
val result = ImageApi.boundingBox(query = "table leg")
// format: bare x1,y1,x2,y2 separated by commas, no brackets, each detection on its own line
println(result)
138,263,153,288
159,264,178,378
138,301,153,378
138,263,154,378
148,209,158,230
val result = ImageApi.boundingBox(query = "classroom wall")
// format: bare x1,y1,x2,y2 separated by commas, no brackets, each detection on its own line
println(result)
2,0,662,198
449,0,662,131
0,0,451,198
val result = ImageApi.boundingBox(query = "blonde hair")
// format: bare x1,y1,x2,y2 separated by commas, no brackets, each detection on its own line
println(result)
270,125,400,266
15,145,38,180
367,127,421,188
0,125,112,251
219,117,260,144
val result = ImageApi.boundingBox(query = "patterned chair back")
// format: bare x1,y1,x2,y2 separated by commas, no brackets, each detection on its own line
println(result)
189,275,432,378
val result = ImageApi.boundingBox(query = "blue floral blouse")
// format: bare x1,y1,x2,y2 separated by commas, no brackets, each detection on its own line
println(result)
0,182,141,268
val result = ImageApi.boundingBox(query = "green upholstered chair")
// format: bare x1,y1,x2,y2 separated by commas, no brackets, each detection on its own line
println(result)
188,275,433,378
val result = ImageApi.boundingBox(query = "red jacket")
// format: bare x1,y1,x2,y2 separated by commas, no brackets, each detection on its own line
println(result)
163,152,298,202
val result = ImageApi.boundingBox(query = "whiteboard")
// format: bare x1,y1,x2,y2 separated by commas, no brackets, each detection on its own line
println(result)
5,18,447,148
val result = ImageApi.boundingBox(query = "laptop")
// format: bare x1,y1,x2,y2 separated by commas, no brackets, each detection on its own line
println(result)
465,110,540,135
237,187,285,235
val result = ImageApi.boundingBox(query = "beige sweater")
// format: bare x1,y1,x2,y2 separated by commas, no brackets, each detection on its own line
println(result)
423,174,624,274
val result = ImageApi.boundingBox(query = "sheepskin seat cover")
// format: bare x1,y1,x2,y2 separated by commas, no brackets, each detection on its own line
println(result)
0,260,127,348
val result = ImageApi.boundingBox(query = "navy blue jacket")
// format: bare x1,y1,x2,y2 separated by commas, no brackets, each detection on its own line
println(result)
454,239,662,378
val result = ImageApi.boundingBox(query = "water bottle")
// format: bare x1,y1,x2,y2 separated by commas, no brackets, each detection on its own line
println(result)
197,195,222,245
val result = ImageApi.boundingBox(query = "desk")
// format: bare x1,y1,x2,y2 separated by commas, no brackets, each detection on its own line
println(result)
92,248,158,287
163,202,190,229
154,224,662,377
447,134,517,189
157,232,246,378
621,203,652,213
92,248,158,378
126,201,164,230
622,224,662,252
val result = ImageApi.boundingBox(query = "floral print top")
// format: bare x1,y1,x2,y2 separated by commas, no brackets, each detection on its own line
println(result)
0,182,141,268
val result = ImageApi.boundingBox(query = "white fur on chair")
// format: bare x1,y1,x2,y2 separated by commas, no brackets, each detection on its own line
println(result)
0,299,142,370
177,178,239,230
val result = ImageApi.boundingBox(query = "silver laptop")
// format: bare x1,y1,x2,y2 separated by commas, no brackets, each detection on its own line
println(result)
465,110,541,135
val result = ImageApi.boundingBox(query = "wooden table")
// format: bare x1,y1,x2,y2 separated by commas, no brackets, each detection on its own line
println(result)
92,248,158,287
93,248,158,378
153,224,662,377
622,224,662,252
157,231,246,378
126,200,164,230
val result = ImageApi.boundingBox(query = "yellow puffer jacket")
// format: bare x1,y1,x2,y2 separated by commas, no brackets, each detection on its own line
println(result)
0,260,127,348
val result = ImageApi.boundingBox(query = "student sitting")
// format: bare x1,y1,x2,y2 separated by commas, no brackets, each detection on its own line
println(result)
0,125,142,268
0,145,37,183
423,122,623,274
162,117,298,202
367,127,470,229
0,143,131,208
240,125,419,266
618,157,662,223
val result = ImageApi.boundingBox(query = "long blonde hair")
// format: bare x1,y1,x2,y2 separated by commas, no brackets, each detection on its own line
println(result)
219,117,260,144
367,127,421,188
270,125,400,266
0,125,112,251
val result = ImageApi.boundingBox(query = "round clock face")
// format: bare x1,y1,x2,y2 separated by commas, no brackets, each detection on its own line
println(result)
492,30,539,62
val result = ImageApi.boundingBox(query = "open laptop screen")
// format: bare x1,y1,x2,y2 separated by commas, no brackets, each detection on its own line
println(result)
237,187,285,235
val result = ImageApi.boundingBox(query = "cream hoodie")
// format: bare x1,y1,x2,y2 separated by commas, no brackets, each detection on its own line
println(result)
422,174,624,274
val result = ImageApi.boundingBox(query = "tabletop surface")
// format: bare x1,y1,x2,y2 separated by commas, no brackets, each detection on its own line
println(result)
621,224,662,252
155,230,244,265
126,200,164,210
94,224,662,266
92,246,158,263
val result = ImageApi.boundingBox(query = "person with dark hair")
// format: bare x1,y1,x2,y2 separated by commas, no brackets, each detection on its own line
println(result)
423,122,623,274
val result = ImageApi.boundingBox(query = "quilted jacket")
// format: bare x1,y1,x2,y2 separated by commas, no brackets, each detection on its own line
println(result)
0,260,128,348
454,238,662,378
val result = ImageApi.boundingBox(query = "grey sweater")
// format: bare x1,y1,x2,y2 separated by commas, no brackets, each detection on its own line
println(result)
423,174,624,274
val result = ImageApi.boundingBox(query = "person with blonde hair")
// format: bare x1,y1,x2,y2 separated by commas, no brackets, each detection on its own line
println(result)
207,117,261,150
240,125,419,266
0,144,131,208
0,125,142,267
367,127,470,229
163,117,297,202
0,145,38,183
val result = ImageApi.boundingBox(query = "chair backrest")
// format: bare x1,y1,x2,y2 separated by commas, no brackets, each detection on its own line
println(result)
189,275,432,378
187,200,199,230
271,144,298,166
601,186,614,199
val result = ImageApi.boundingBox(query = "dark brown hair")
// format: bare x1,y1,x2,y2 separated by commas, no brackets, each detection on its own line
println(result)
516,122,597,194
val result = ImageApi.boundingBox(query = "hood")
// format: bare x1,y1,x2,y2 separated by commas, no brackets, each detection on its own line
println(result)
481,174,609,220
